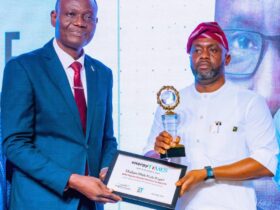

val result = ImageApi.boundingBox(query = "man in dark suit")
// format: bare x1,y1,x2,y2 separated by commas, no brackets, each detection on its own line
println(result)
1,0,121,209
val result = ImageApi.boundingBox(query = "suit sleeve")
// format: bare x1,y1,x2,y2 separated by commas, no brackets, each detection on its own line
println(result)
1,58,72,196
100,70,117,169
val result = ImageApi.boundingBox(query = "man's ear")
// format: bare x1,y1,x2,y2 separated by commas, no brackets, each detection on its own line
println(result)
50,10,57,27
225,54,231,66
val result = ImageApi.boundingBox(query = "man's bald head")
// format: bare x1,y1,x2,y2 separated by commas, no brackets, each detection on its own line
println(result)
55,0,98,14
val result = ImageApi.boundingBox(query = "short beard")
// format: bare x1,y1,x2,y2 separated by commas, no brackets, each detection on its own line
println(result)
191,64,224,85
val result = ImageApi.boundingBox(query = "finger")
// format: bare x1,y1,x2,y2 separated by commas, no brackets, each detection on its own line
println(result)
95,186,121,202
99,172,104,178
95,179,111,193
154,146,167,155
99,167,108,177
99,181,111,191
180,181,190,196
95,197,120,204
99,173,106,181
155,140,171,150
170,142,177,148
154,142,169,154
156,135,172,145
176,174,188,186
176,178,183,186
175,136,181,143
101,192,122,201
106,187,113,193
99,183,121,198
160,131,173,138
170,137,181,147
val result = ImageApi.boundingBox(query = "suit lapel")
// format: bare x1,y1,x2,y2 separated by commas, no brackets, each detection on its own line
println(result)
84,56,98,141
41,41,84,134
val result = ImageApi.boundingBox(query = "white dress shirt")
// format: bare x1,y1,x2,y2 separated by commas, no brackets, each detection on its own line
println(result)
53,39,88,104
144,81,279,210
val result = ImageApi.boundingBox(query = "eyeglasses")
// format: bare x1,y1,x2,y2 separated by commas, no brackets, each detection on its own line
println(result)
224,29,280,78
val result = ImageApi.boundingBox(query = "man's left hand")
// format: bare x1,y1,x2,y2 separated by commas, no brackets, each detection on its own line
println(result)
176,169,207,196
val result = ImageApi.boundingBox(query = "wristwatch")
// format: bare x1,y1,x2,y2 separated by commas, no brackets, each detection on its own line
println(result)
204,166,215,180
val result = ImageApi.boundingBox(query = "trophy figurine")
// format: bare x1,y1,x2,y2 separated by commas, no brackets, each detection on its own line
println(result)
157,86,185,159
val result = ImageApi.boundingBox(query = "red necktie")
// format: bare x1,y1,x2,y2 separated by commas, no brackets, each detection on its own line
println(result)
71,62,89,175
70,62,87,134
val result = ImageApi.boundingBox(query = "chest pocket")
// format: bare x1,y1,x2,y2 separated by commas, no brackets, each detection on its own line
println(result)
205,115,246,166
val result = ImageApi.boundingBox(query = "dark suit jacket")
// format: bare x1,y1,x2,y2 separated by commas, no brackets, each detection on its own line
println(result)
1,40,117,210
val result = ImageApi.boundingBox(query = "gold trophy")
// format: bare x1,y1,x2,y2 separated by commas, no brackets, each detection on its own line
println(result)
157,86,185,159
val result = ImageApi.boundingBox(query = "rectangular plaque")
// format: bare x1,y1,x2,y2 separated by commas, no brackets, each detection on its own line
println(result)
104,150,187,210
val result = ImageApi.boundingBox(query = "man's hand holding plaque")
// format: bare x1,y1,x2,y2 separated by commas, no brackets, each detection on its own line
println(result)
105,151,186,210
104,86,188,209
156,86,186,159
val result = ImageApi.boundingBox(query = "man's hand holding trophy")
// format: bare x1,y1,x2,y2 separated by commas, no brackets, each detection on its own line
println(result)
157,86,186,159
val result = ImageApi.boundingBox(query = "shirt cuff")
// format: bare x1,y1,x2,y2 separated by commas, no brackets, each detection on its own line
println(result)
250,149,278,175
144,150,160,159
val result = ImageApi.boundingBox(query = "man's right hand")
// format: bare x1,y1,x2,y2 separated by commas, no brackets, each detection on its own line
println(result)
68,174,122,203
154,131,180,154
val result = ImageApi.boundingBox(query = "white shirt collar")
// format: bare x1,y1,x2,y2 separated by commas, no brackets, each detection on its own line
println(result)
192,81,231,99
53,38,85,70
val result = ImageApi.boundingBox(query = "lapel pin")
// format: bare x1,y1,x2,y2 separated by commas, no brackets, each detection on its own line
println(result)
233,126,238,132
91,65,95,72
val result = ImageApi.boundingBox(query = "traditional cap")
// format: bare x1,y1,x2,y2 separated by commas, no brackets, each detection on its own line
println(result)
186,22,229,53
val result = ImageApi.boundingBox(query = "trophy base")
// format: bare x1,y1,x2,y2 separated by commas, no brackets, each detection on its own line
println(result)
160,145,186,158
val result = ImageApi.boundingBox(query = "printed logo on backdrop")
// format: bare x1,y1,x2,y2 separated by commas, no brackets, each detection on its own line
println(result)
4,32,20,64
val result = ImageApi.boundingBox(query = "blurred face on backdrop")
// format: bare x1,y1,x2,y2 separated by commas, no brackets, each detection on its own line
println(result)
215,1,280,210
51,0,98,57
215,0,280,115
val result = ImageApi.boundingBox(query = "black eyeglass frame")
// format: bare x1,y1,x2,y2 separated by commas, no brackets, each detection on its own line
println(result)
223,29,280,78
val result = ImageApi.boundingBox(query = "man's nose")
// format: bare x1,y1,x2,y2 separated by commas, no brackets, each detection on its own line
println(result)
73,15,87,27
200,48,211,59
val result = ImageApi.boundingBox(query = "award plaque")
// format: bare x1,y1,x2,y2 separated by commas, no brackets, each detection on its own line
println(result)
157,86,186,158
105,150,187,210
